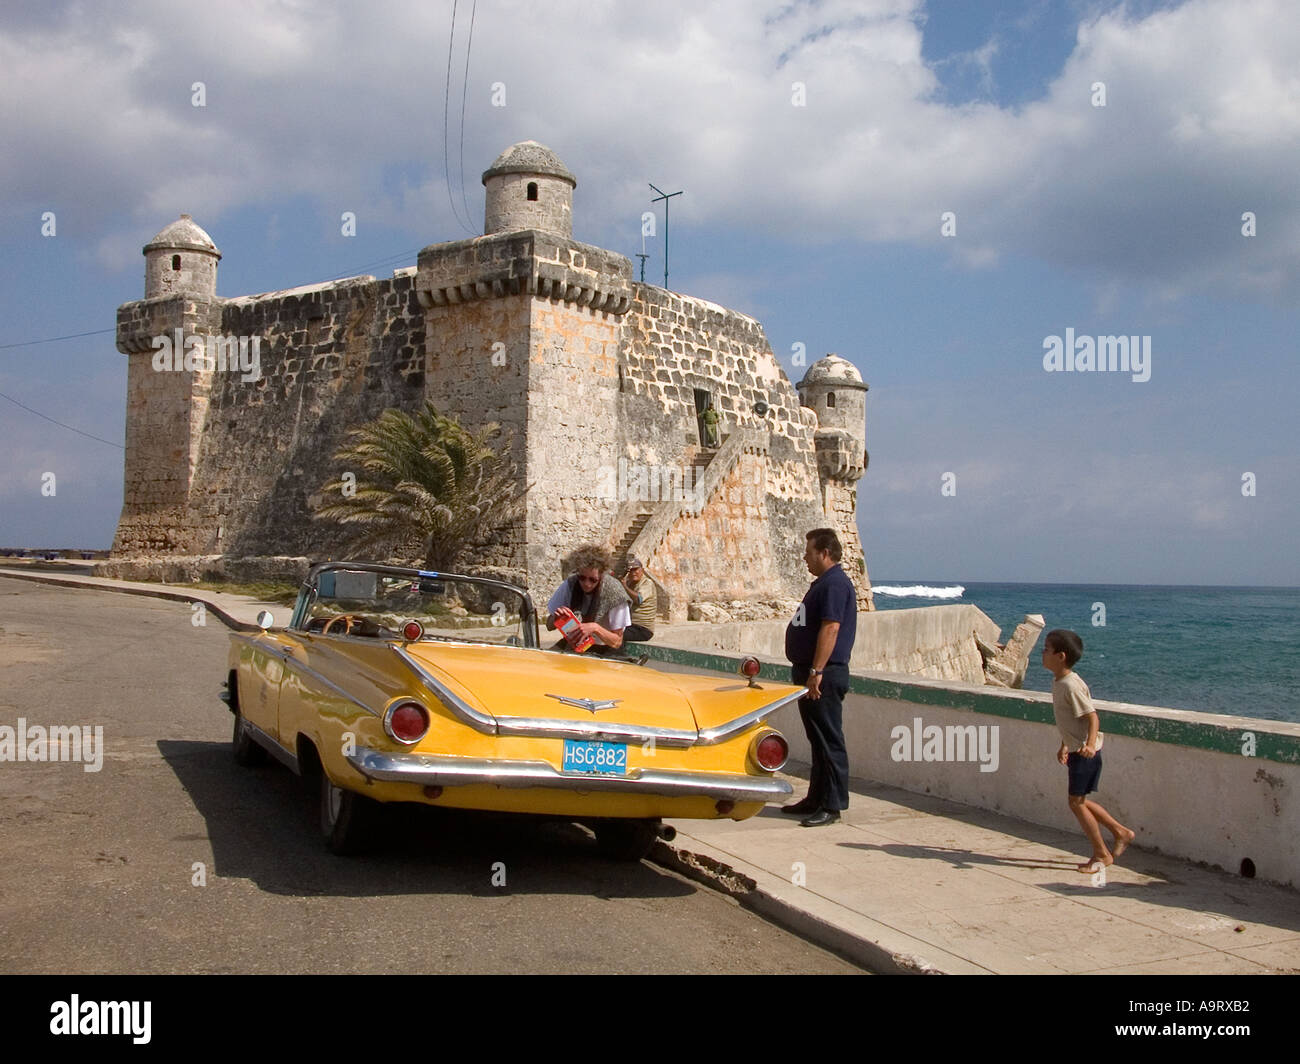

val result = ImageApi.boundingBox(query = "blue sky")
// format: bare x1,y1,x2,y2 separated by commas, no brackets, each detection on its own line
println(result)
2,0,1297,586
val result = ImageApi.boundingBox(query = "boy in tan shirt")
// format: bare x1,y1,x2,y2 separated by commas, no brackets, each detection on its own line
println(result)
1042,629,1135,873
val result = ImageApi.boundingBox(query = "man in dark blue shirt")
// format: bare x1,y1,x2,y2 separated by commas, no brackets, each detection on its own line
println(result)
783,528,857,827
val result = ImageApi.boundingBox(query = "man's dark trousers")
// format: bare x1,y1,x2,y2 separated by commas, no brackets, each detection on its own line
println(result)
791,662,850,812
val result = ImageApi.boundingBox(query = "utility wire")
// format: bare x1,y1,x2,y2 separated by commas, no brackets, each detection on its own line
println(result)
0,389,123,449
457,0,479,229
0,327,115,350
443,1,474,236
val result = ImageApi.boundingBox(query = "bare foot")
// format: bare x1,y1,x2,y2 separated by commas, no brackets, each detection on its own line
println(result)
1078,855,1113,873
1112,829,1135,860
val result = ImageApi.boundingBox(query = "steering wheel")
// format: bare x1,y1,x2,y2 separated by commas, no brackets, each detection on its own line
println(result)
322,613,358,636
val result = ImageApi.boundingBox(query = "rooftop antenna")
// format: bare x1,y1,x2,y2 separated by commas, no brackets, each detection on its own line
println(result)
635,253,649,283
649,182,683,290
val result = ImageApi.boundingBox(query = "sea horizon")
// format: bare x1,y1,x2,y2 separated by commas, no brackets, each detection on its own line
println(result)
867,579,1300,727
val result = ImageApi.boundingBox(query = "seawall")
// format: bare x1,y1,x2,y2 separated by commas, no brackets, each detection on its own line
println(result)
646,642,1300,889
657,605,1004,686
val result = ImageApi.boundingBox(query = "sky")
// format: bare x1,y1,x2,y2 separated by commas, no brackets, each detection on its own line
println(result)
1,0,1297,587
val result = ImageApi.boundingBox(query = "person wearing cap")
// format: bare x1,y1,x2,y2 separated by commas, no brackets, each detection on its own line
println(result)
620,557,656,643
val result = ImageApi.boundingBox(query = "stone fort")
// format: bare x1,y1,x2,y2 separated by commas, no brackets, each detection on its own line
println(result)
112,141,872,619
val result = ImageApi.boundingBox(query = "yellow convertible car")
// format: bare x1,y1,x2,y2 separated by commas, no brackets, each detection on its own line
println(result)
224,562,800,859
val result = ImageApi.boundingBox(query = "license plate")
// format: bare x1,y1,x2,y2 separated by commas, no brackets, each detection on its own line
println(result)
562,740,628,775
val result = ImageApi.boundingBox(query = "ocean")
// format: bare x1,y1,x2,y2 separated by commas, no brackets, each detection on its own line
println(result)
869,581,1300,726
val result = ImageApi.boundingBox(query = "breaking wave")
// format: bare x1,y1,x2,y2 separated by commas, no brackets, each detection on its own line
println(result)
873,584,965,600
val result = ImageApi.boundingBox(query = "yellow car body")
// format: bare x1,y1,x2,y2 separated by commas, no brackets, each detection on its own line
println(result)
225,563,800,857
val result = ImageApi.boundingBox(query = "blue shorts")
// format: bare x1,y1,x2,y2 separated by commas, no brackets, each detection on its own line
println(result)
1067,751,1102,796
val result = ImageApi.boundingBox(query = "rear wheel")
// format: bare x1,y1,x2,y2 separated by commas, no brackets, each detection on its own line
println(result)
319,771,379,855
593,818,660,861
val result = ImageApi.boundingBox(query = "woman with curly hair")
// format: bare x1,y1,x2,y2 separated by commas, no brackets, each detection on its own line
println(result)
545,544,632,657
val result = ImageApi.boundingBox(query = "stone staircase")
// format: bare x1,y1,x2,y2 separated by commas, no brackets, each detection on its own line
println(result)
609,446,718,573
612,510,653,571
689,446,716,483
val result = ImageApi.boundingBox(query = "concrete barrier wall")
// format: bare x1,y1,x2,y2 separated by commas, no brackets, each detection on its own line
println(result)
657,604,1003,686
646,644,1300,889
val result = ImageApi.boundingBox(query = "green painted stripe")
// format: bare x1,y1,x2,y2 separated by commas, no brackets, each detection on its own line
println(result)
642,644,1300,766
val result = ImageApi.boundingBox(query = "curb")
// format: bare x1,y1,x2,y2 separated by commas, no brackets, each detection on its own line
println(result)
650,834,989,975
0,568,262,632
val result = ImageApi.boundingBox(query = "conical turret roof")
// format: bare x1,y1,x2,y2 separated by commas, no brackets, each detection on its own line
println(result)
144,214,221,257
482,141,576,187
798,353,867,390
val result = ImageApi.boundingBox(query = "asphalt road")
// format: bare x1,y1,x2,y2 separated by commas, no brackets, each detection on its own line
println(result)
0,577,862,974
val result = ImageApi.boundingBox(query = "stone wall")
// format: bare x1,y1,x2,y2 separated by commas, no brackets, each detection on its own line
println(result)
646,450,791,609
114,221,871,617
656,604,1003,686
526,293,625,591
114,270,428,559
614,285,854,612
114,294,223,554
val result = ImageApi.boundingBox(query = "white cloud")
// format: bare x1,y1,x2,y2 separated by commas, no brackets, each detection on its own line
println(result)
1,0,1295,300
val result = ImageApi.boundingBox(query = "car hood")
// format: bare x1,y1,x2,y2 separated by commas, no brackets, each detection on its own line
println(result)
399,643,802,740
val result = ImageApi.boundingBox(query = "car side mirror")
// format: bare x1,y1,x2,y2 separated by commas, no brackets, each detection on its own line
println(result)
256,610,274,631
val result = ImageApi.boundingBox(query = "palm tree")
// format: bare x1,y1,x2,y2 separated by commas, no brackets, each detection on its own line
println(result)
315,403,525,571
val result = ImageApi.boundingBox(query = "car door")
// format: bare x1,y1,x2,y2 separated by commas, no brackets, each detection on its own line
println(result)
235,631,293,741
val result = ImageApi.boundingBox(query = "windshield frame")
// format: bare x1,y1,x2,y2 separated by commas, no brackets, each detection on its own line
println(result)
289,562,540,649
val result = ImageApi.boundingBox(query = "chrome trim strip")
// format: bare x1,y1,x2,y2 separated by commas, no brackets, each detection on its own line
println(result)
230,632,293,662
345,747,793,802
695,689,807,746
231,633,378,717
392,645,498,734
285,655,379,717
243,718,300,773
493,716,697,747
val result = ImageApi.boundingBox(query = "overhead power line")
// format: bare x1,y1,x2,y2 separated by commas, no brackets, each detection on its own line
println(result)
0,389,123,449
458,0,479,230
443,0,474,236
0,327,115,351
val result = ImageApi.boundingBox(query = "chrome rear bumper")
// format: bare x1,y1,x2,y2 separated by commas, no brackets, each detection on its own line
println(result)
345,746,792,802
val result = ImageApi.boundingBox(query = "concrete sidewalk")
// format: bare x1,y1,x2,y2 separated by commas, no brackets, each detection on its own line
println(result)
7,567,1298,975
662,770,1300,975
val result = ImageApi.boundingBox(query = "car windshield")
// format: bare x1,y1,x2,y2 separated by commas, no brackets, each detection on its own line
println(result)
295,567,535,648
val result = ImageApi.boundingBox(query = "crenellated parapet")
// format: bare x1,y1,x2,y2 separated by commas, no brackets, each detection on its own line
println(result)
415,231,633,314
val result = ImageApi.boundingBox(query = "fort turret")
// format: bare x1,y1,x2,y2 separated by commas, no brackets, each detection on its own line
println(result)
799,354,872,608
111,214,225,555
482,140,576,238
143,214,220,300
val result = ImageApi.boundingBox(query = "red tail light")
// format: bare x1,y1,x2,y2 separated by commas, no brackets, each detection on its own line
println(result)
402,620,424,642
752,732,789,772
385,701,430,745
739,656,761,679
